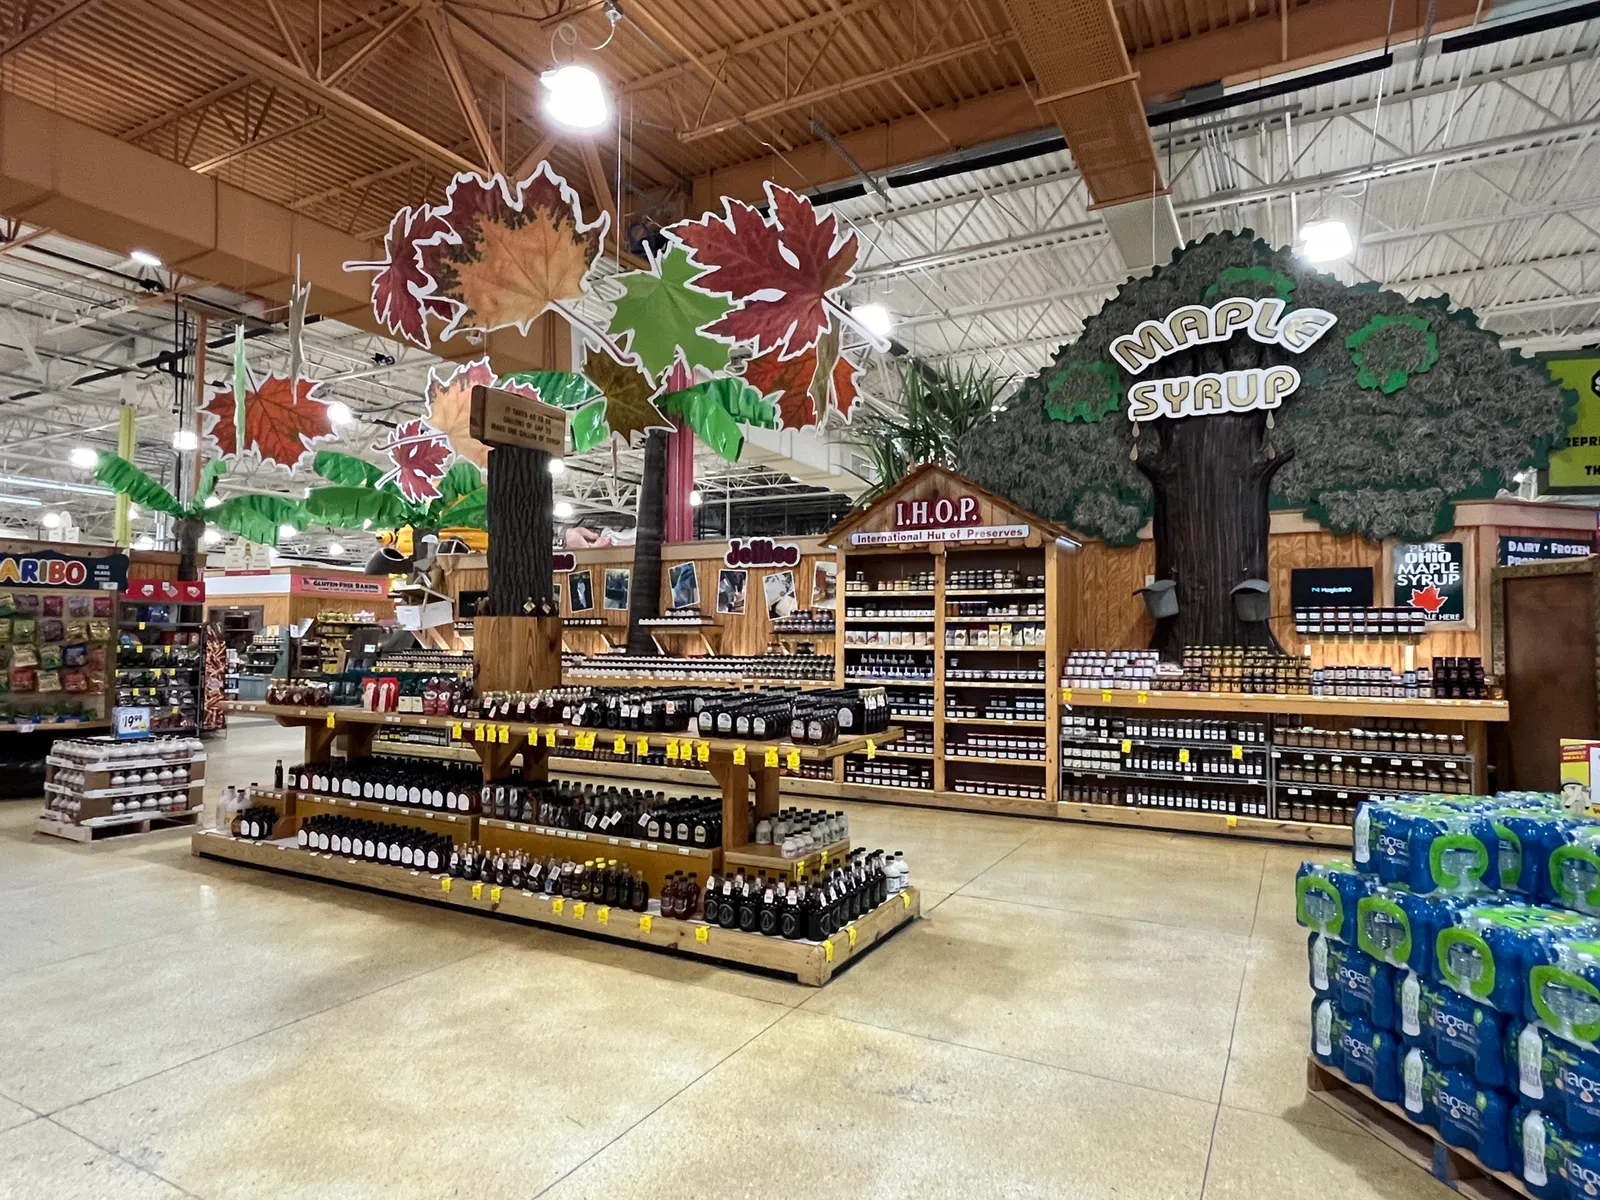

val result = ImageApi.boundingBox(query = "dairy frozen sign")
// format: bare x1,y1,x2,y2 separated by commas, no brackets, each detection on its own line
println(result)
851,493,1027,545
1110,297,1338,423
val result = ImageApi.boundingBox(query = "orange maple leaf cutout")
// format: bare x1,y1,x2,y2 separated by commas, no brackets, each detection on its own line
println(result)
201,373,338,469
1407,584,1448,615
424,358,498,469
743,334,862,430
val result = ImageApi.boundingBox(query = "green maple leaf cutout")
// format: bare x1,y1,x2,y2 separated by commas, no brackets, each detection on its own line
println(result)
608,246,733,382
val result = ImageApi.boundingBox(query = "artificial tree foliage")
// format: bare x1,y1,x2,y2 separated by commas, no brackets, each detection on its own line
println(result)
94,455,306,580
301,451,488,536
958,230,1575,657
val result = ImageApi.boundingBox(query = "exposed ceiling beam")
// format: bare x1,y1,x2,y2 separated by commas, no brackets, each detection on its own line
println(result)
423,5,502,175
191,112,328,173
262,0,310,75
0,0,104,61
139,0,484,175
323,0,422,87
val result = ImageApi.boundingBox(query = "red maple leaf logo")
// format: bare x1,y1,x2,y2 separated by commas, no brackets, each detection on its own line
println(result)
1407,584,1448,615
378,419,453,502
201,373,338,470
672,184,857,358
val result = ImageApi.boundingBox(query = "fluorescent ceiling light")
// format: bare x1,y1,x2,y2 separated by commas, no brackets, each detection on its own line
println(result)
129,249,162,267
540,65,608,130
202,528,221,546
0,473,114,497
1298,219,1353,263
548,457,566,476
41,512,62,529
203,494,222,508
325,400,353,425
278,523,298,538
0,494,43,508
172,429,198,451
553,500,575,519
69,447,99,469
854,304,894,338
328,542,345,555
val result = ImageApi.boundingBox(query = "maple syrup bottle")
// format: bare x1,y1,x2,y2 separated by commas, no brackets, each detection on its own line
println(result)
703,873,720,922
716,872,740,929
631,869,650,913
758,875,781,937
737,873,761,933
780,879,804,939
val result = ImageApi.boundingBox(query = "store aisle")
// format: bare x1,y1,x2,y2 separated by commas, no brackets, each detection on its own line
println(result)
0,722,1448,1200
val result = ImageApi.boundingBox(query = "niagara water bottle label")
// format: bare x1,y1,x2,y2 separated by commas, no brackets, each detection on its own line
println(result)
1401,972,1422,1037
1524,1112,1548,1187
1520,1025,1545,1098
1311,935,1329,992
1403,1049,1425,1115
1354,806,1371,864
1315,1001,1333,1057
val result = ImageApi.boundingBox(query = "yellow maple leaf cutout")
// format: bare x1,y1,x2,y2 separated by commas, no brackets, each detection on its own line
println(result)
449,213,593,337
423,358,496,468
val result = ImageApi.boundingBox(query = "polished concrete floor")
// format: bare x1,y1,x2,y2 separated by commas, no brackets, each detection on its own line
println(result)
0,718,1451,1199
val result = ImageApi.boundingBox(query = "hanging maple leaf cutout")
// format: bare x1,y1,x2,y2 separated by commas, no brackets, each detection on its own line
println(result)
672,183,858,358
582,348,670,447
608,246,733,383
742,322,861,429
1407,584,1448,615
349,206,451,348
378,418,453,502
423,358,498,469
201,372,339,470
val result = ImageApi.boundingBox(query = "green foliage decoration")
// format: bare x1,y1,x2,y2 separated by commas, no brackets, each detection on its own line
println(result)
1043,360,1122,423
94,454,306,546
1203,265,1297,302
1346,313,1441,393
854,361,1003,501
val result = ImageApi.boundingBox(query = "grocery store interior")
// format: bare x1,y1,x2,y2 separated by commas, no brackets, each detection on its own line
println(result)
5,0,1600,1196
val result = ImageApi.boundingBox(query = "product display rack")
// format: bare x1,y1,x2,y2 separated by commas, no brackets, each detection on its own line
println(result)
204,702,917,984
37,734,206,842
116,598,204,734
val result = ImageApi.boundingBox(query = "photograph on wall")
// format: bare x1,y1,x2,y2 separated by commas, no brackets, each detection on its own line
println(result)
764,570,798,620
568,570,594,613
811,560,838,609
668,562,700,610
717,569,748,616
603,568,631,611
1393,541,1466,623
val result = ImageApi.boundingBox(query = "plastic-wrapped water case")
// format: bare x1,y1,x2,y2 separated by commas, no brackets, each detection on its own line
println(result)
1508,1022,1600,1140
1359,886,1463,977
1399,1045,1440,1127
1435,901,1599,1014
1511,1105,1578,1199
1295,859,1360,942
1340,1016,1401,1103
1328,938,1397,1029
1563,1137,1600,1197
1433,1068,1513,1171
1356,799,1499,895
1545,824,1600,917
1424,980,1507,1087
1528,936,1600,1051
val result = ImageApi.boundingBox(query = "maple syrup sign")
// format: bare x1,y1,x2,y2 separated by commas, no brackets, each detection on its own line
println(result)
1392,541,1465,623
852,493,1029,546
725,538,801,568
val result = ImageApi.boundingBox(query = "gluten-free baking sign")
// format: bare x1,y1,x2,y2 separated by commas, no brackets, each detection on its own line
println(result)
1393,541,1465,622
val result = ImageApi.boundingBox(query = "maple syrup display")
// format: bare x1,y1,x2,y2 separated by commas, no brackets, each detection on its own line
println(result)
288,758,488,813
567,652,835,683
296,813,454,870
770,610,836,635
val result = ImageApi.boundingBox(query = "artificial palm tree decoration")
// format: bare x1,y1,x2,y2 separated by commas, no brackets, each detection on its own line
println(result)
299,451,488,538
854,361,1006,500
94,456,308,580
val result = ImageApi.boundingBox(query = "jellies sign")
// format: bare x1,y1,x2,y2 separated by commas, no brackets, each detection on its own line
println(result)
1110,297,1339,423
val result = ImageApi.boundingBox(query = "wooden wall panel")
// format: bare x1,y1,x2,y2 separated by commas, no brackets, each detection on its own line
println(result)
1074,541,1154,651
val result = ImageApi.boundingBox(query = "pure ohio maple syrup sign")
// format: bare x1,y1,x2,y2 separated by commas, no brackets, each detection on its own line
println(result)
1392,541,1465,623
725,537,801,567
1111,297,1338,422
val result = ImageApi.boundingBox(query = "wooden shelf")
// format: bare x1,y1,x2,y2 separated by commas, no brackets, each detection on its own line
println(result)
844,589,936,597
842,616,935,623
947,753,1049,766
37,807,200,842
1060,767,1268,787
722,835,850,880
289,790,478,826
943,616,1046,623
563,674,836,691
943,679,1046,689
942,716,1047,727
1056,801,1351,845
190,831,919,987
845,678,935,687
944,588,1046,596
1060,689,1509,722
889,714,935,723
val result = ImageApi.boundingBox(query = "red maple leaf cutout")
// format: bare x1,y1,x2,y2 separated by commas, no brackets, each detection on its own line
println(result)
1407,584,1448,615
347,206,451,348
672,183,858,357
830,351,860,422
201,373,338,469
378,418,453,502
744,339,862,430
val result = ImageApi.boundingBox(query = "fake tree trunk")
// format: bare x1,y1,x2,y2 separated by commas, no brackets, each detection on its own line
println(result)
1137,406,1290,660
486,444,554,616
174,516,205,583
626,429,669,654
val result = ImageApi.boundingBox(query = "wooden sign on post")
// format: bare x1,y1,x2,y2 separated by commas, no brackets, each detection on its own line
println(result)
470,386,567,456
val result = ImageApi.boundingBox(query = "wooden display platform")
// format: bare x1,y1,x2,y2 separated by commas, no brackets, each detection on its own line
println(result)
36,807,201,843
1062,688,1510,722
1058,801,1351,845
1306,1057,1530,1199
190,830,920,986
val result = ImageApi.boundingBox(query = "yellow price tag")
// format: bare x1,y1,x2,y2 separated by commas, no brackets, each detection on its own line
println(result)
765,747,779,768
545,729,557,748
847,926,858,947
665,739,679,761
597,906,609,924
695,925,709,944
696,741,710,764
901,891,911,908
474,723,486,742
489,886,502,904
1121,739,1132,753
1178,748,1190,764
471,882,483,900
823,939,834,962
636,736,649,756
865,738,877,760
440,877,452,893
820,849,829,868
639,914,652,932
732,745,746,766
573,901,586,919
1063,687,1072,703
325,712,337,729
1137,691,1148,705
552,897,564,915
614,735,627,755
451,722,462,740
1101,690,1112,702
786,749,801,772
138,621,145,631
1232,744,1243,760
1226,815,1238,828
499,724,510,744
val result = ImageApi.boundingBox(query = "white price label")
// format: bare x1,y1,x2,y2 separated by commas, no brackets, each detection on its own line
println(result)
113,706,151,740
